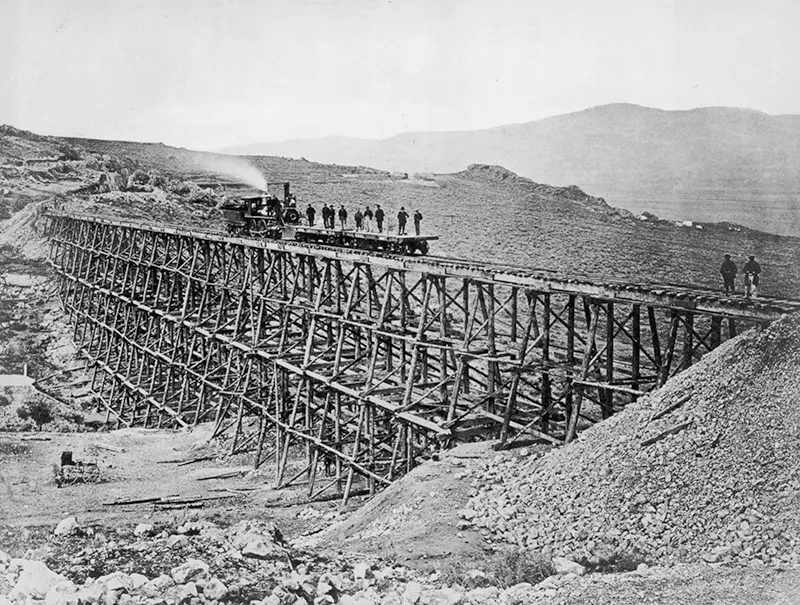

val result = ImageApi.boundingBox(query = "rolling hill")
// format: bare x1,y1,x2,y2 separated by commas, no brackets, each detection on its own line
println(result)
2,125,798,297
223,104,800,236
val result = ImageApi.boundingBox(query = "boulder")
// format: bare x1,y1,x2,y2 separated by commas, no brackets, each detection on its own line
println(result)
421,587,462,604
75,582,105,604
352,563,370,581
133,523,154,537
164,582,198,604
166,534,189,547
105,577,130,594
9,560,67,601
171,559,209,584
241,537,282,560
94,571,136,595
44,580,79,605
141,574,175,598
54,516,80,536
402,582,423,604
232,521,283,549
129,573,149,590
551,556,586,576
203,578,228,601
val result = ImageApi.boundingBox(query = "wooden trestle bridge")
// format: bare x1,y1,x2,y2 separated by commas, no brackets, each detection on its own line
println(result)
45,213,800,501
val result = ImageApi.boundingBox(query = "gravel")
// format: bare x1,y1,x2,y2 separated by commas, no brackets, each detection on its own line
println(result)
463,313,800,568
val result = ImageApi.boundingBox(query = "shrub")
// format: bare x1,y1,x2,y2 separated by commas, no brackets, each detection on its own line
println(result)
10,197,28,212
16,400,53,428
485,548,555,587
576,547,652,573
57,144,82,161
438,547,555,589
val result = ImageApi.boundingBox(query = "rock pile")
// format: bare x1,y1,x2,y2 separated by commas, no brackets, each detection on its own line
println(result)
0,514,617,604
463,313,800,568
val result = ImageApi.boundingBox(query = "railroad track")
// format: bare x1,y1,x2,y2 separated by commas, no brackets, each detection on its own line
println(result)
47,212,800,317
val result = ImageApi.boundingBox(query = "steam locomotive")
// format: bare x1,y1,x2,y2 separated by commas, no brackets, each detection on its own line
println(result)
220,181,437,256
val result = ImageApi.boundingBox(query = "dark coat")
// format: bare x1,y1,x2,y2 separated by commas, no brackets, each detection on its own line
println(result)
743,260,761,285
720,259,737,276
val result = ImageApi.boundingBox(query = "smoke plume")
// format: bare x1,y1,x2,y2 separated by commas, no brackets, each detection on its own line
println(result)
196,154,267,191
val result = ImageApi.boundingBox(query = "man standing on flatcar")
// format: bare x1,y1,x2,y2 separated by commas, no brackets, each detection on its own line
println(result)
363,206,374,231
397,207,409,235
375,205,385,232
338,205,348,229
354,208,363,231
306,204,316,227
322,204,332,228
413,209,423,235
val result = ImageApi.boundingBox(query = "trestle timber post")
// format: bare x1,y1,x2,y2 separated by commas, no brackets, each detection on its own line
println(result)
45,213,797,496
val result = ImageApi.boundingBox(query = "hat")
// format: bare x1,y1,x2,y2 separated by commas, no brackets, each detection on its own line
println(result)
724,254,731,258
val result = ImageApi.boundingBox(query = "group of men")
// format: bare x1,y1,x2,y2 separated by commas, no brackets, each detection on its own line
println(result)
719,254,762,299
306,204,424,235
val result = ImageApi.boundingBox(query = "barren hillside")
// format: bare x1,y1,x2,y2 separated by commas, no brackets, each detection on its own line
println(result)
9,131,798,299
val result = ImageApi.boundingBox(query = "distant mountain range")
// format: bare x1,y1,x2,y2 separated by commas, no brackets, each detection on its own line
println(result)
223,104,800,235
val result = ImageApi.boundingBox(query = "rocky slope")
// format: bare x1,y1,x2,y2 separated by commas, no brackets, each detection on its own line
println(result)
462,313,800,569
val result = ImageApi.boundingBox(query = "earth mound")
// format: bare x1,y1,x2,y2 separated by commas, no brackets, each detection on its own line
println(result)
463,313,800,568
304,441,498,569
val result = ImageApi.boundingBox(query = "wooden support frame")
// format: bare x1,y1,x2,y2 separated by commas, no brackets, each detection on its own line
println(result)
45,213,787,496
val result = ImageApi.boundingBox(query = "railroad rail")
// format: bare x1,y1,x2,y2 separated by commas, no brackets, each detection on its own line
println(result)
45,213,800,501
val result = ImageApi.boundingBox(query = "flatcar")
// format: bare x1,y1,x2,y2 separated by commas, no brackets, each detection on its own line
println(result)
220,181,437,256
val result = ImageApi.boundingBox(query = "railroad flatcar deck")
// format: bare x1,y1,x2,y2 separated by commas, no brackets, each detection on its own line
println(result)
293,226,438,255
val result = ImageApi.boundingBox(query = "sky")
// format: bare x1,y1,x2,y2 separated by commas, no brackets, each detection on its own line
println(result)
1,0,799,151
